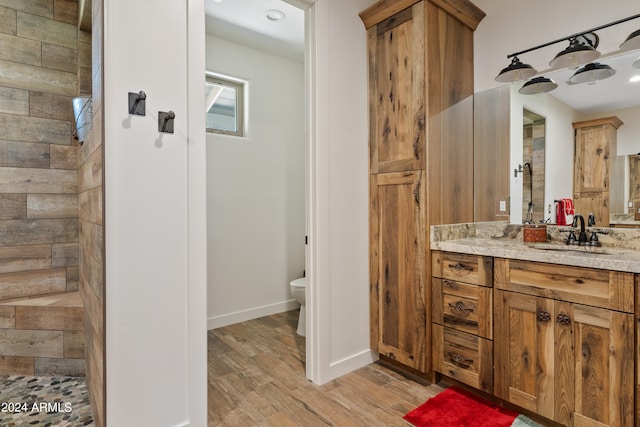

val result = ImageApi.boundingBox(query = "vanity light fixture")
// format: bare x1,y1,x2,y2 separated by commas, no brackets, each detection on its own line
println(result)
496,13,640,94
620,29,640,50
548,35,600,69
495,57,537,82
518,76,558,95
568,62,616,85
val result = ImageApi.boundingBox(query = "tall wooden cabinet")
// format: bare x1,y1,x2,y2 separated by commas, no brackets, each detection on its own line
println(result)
573,117,624,226
360,0,484,373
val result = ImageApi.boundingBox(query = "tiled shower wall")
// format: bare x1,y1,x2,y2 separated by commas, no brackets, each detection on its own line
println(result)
0,0,81,368
79,0,105,424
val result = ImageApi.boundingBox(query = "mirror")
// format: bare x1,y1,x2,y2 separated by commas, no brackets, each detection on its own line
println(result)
506,50,640,224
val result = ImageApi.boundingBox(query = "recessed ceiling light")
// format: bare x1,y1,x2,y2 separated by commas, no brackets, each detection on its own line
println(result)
264,9,285,22
630,75,640,83
212,0,222,3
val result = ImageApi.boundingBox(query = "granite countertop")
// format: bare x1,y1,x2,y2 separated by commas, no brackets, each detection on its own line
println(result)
431,222,640,273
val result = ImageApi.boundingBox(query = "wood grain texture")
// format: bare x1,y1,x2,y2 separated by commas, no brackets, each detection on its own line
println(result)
50,144,78,170
372,4,425,174
0,31,41,66
0,268,66,301
425,2,475,226
360,0,484,30
0,219,78,246
0,194,26,219
0,112,72,144
432,324,492,393
17,10,77,49
0,140,51,168
573,118,622,227
0,329,63,358
16,306,83,331
375,171,427,372
494,258,634,313
0,0,53,18
0,167,77,193
474,85,510,221
29,92,75,121
0,355,34,375
0,86,29,115
0,59,77,97
0,244,51,273
209,310,447,426
27,194,78,218
0,5,17,35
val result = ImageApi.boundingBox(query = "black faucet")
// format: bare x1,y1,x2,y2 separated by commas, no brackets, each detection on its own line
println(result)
572,214,588,245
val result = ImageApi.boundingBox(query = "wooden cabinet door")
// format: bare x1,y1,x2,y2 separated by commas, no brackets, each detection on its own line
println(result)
562,303,634,427
494,290,555,420
496,291,634,427
371,171,427,371
367,4,425,174
572,193,609,227
574,125,612,194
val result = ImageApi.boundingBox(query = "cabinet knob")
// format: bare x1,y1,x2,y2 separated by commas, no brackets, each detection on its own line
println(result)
537,310,551,322
557,313,571,326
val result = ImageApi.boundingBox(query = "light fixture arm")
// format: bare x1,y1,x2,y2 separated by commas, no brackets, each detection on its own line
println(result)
506,12,640,59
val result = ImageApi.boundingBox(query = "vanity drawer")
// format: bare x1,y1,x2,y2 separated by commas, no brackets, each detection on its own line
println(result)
494,258,634,313
433,324,493,393
432,251,493,287
432,278,492,339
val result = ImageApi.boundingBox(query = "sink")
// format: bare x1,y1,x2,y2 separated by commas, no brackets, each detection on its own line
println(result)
527,243,611,255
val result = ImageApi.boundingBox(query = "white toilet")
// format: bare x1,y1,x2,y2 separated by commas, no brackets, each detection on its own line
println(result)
289,277,306,337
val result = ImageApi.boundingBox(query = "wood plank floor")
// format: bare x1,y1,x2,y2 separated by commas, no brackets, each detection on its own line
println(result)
208,310,446,426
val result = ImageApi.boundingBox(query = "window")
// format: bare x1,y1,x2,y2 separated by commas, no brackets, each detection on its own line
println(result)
205,73,245,136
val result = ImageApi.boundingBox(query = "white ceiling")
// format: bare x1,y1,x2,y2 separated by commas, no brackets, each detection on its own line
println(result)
473,0,640,114
204,0,305,62
204,0,640,114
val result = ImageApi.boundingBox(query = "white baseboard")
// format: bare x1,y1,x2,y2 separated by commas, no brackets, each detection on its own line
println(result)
327,349,377,381
208,299,300,330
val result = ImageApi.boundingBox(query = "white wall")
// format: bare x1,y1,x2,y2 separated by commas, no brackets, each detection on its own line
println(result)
310,0,375,382
104,0,207,425
205,35,305,328
509,87,580,224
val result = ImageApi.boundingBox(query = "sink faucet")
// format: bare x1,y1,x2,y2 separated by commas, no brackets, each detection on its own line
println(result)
572,214,588,244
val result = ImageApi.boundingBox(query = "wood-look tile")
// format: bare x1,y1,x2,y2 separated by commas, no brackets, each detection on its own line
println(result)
29,91,74,121
53,0,77,25
0,244,51,274
0,31,41,66
0,59,77,97
0,355,34,375
0,219,78,246
0,305,15,328
0,5,17,35
52,242,79,267
17,10,76,49
27,193,77,219
42,42,77,73
0,0,53,19
0,268,66,301
0,86,29,115
0,194,26,219
0,329,63,358
208,311,445,427
15,306,83,330
0,140,50,169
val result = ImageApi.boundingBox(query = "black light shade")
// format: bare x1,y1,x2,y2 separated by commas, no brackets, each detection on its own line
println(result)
495,57,537,82
549,37,600,69
568,62,616,84
620,29,640,50
518,76,558,95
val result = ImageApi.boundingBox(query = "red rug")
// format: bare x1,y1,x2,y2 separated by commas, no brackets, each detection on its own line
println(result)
404,387,524,427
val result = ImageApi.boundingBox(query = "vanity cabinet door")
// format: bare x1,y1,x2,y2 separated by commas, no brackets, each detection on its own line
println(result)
371,171,427,372
494,290,555,420
565,303,634,427
496,290,634,427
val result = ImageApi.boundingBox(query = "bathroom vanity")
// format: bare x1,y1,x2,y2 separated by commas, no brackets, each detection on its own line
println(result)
431,222,640,426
